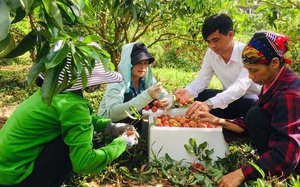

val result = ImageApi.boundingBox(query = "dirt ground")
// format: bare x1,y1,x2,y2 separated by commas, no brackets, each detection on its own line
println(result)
0,105,17,129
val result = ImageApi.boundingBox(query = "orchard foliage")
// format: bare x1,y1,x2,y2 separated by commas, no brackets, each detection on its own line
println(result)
0,0,112,105
237,0,300,73
86,0,231,66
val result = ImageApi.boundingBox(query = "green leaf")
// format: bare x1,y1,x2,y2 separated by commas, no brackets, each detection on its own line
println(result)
80,65,87,89
0,33,15,57
192,173,205,181
11,6,26,24
70,4,80,17
20,0,34,13
41,62,66,105
204,176,214,187
184,144,194,154
77,46,101,63
42,0,64,30
97,50,111,70
0,33,10,52
36,42,50,61
57,1,76,23
72,52,84,73
55,67,73,93
199,141,208,150
189,138,197,154
248,162,265,179
178,177,187,185
45,40,69,69
42,0,51,15
205,148,214,156
36,29,52,41
165,153,174,164
74,0,85,9
0,0,10,41
81,35,101,44
4,0,21,12
49,1,63,29
27,57,46,85
4,31,36,58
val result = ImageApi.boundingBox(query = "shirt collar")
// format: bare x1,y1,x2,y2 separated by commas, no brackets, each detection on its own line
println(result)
230,41,242,63
262,66,285,94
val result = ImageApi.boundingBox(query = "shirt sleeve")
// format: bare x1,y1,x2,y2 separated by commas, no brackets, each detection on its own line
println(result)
100,83,154,122
242,93,300,180
185,51,214,98
209,68,253,109
60,102,126,174
91,115,111,133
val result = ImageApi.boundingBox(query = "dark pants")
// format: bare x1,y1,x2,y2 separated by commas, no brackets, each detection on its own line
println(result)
195,89,258,141
195,89,258,118
245,106,273,155
0,135,72,187
245,106,300,175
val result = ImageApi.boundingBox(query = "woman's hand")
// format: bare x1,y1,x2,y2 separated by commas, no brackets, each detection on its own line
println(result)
160,97,173,110
147,85,163,99
185,101,210,118
173,88,190,102
190,109,219,125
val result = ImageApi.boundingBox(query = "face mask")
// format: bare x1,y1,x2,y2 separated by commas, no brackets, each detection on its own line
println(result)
84,85,101,93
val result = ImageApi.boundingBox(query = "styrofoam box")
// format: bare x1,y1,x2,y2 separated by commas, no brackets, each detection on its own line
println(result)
144,108,228,165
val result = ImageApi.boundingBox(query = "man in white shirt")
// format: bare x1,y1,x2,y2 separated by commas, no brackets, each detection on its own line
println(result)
174,13,261,121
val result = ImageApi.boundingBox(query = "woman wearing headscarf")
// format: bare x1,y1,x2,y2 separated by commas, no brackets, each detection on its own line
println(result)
0,53,139,186
98,42,173,133
191,31,300,187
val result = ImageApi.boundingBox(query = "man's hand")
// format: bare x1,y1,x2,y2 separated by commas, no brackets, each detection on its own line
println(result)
217,169,245,187
173,88,190,102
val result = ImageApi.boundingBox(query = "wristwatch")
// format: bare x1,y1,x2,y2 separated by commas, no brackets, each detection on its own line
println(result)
204,99,213,110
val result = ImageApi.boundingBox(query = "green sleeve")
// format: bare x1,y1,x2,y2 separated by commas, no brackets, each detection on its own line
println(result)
91,114,111,133
59,100,126,174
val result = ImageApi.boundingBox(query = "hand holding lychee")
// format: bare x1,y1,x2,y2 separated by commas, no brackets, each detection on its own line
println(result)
173,93,193,107
160,97,173,110
147,84,163,99
118,125,140,150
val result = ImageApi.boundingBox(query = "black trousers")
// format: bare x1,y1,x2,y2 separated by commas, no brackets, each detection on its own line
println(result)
195,89,258,119
195,89,258,141
246,106,300,175
245,106,273,155
0,135,72,187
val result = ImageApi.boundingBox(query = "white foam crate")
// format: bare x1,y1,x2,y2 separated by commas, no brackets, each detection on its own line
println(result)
146,108,228,164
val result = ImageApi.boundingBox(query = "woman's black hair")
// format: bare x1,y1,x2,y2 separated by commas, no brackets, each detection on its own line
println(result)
201,13,233,40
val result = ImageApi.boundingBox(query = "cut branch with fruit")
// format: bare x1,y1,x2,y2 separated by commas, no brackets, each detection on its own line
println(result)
185,138,225,184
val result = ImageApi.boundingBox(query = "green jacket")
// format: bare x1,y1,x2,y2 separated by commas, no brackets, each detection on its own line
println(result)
0,89,126,185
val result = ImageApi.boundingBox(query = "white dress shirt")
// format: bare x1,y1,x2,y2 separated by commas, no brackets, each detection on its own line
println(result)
185,41,261,109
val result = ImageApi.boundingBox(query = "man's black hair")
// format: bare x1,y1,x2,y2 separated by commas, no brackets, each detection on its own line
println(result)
201,13,233,40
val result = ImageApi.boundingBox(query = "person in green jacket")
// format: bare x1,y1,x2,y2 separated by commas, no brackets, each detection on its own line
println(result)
0,55,139,186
